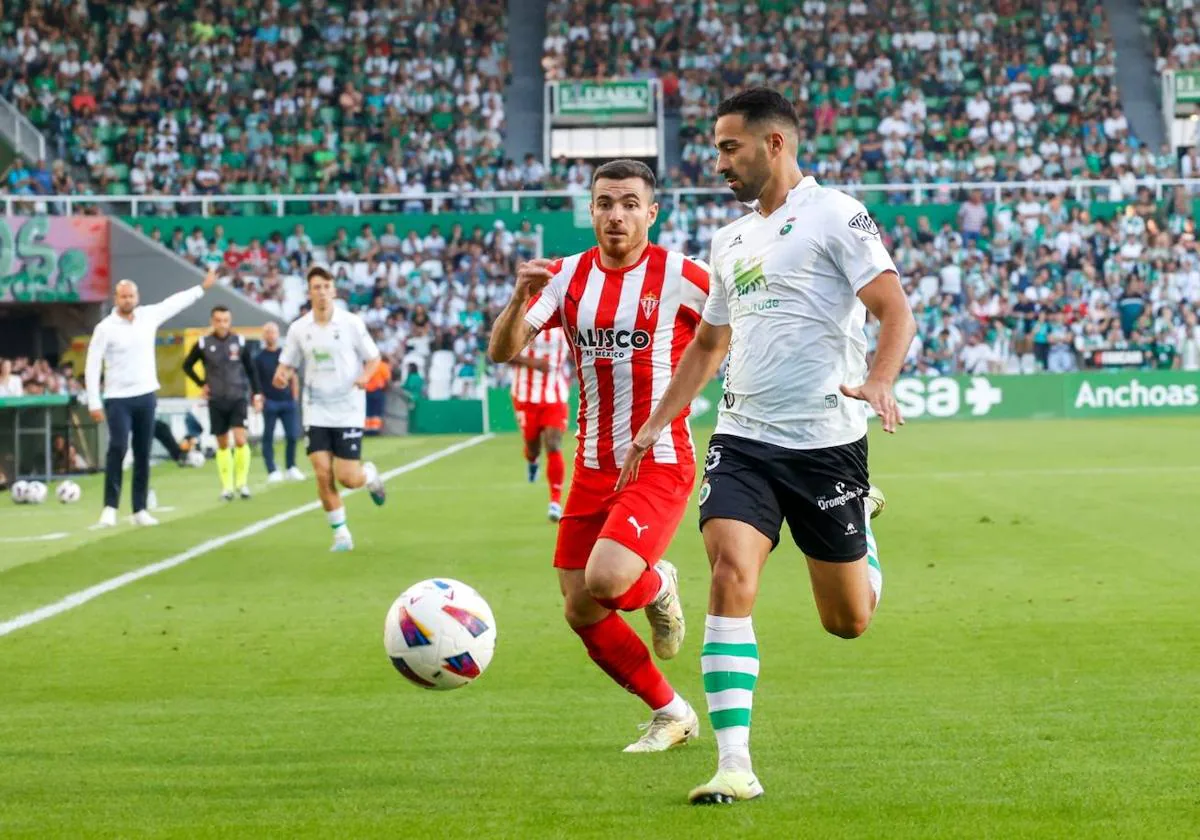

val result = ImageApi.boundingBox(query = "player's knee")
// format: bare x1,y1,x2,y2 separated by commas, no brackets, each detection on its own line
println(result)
710,556,753,595
583,564,635,602
820,610,872,640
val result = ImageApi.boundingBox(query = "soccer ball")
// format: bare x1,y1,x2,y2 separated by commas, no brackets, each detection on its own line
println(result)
10,480,29,504
186,449,206,468
56,480,82,504
384,578,497,691
25,481,48,505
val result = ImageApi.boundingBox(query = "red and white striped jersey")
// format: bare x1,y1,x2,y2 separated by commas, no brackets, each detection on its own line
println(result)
510,327,570,405
525,244,709,472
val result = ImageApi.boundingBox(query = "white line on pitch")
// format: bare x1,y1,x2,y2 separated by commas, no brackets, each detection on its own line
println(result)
0,435,493,639
0,532,69,543
874,465,1200,480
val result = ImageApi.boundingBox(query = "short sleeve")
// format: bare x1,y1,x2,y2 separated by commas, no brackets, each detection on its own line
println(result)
524,258,567,331
280,323,302,368
824,198,898,293
355,315,381,362
701,243,730,327
679,256,710,322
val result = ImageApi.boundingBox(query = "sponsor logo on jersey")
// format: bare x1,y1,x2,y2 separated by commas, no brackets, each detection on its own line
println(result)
731,257,767,297
848,212,879,235
570,327,652,357
816,484,864,511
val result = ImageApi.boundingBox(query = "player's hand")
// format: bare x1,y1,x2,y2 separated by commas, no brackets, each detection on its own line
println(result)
202,267,218,290
201,384,211,399
272,368,290,389
353,374,371,390
840,379,904,434
515,258,554,300
252,394,264,412
615,423,659,491
89,408,104,423
532,358,550,374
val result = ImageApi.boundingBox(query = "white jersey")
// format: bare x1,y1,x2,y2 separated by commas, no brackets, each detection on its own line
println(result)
281,308,380,428
704,176,898,450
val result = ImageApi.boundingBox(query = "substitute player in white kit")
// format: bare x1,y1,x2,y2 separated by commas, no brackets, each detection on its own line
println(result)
273,266,388,552
619,88,917,803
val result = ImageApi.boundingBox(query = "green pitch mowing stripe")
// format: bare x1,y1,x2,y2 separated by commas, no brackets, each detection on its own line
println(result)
0,435,492,638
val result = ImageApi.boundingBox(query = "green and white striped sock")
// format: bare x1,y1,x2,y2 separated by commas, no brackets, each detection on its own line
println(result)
866,515,883,606
701,615,758,772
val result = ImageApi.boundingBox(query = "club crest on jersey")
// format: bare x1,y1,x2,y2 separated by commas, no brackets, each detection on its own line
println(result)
640,292,659,318
779,217,796,236
847,212,879,235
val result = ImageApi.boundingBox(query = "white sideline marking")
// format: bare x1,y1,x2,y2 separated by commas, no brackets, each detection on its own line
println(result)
874,465,1200,480
0,532,69,544
0,435,493,639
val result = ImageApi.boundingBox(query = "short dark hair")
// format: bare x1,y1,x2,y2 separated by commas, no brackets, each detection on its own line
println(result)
210,305,230,316
716,87,801,134
591,159,656,194
307,265,333,284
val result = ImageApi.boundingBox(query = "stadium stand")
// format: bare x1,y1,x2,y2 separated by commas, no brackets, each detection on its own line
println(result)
545,0,1159,192
1144,0,1200,73
0,0,510,202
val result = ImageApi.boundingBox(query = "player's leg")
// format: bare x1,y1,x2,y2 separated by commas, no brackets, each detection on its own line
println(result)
307,434,352,552
282,403,304,479
803,488,886,639
516,402,540,484
212,401,235,499
153,418,184,465
542,408,566,521
231,408,252,498
99,397,132,524
689,436,782,805
261,400,281,481
329,428,385,505
128,393,158,523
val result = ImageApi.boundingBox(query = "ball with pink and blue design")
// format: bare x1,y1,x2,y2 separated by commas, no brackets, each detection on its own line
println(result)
384,578,497,691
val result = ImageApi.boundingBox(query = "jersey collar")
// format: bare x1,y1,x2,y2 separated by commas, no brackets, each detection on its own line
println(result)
747,175,818,214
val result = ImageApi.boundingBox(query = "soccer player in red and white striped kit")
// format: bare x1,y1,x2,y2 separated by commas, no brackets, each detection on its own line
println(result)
490,159,710,752
509,325,570,522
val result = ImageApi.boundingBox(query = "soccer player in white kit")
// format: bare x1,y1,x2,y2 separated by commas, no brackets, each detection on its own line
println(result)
619,88,917,803
273,266,388,552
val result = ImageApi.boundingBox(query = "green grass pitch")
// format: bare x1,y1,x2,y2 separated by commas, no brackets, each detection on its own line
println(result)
1,418,1197,838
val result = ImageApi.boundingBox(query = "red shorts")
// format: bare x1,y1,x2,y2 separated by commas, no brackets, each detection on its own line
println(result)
553,462,696,570
513,399,568,442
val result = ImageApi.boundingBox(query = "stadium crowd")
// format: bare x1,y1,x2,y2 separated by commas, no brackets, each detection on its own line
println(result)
0,356,83,397
545,0,1172,194
0,0,511,200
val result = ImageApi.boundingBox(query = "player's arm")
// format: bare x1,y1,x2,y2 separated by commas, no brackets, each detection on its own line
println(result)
353,315,383,389
85,322,108,421
618,255,718,489
616,319,730,491
182,340,207,389
273,326,300,389
827,201,917,434
240,337,263,409
487,258,557,363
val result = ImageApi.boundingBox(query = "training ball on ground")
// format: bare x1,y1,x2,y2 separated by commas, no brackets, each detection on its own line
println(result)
56,480,82,504
25,481,48,504
186,449,206,468
10,480,30,504
384,578,497,691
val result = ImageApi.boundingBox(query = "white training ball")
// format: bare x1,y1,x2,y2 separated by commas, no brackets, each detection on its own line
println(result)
384,578,497,691
56,480,82,504
25,481,48,505
10,480,30,504
186,449,206,468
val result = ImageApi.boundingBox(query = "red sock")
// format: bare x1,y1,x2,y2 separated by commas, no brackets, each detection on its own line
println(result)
546,449,565,503
574,612,674,709
593,567,661,611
